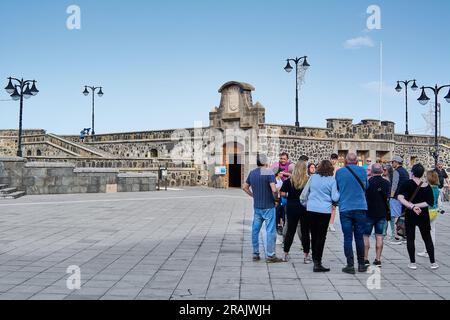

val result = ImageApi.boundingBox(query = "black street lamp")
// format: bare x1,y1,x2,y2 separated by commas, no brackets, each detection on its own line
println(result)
83,86,104,139
284,56,310,127
417,84,450,167
396,79,419,135
4,77,39,157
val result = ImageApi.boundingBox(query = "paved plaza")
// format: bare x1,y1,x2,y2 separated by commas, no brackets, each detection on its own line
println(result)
0,187,449,300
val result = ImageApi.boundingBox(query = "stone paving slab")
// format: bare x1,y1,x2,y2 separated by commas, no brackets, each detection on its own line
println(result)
0,187,449,300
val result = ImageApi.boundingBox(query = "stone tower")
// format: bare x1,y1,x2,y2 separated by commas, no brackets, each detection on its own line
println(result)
208,81,265,188
209,81,265,130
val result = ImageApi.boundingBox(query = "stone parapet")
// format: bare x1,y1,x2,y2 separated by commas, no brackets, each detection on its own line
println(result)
0,158,159,195
25,162,76,168
117,172,157,192
74,168,120,173
0,129,46,137
0,157,25,190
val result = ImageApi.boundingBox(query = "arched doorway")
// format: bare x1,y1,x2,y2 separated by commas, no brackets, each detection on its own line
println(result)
223,142,243,188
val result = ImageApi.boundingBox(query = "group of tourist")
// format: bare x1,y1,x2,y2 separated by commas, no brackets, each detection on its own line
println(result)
242,151,448,273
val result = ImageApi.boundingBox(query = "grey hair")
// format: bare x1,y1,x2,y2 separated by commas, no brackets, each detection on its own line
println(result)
346,153,358,164
371,163,383,175
257,154,269,166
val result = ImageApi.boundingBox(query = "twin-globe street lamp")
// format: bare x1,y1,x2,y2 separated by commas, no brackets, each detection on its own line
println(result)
83,86,104,139
284,56,310,128
396,80,419,135
4,77,39,157
417,84,450,167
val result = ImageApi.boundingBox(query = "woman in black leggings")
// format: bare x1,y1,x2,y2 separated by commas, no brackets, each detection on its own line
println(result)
398,163,438,270
280,161,311,263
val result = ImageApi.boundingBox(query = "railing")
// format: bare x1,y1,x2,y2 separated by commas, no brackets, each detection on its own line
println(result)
46,134,107,157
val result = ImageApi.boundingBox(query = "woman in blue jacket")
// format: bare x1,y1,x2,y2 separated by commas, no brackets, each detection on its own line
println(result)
302,160,340,272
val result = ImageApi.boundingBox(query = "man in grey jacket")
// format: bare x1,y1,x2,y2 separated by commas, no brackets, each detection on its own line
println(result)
389,155,409,245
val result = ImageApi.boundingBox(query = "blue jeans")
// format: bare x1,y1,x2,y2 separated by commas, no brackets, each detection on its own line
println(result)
364,217,386,236
389,198,403,218
252,208,277,258
340,210,367,266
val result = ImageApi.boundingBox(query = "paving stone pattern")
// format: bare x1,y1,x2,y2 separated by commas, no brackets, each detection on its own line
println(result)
0,188,449,300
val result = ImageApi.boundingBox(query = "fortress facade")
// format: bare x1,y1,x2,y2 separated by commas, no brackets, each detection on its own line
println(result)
1,81,449,190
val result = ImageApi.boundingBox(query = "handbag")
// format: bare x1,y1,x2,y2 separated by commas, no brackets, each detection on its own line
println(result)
396,182,423,237
429,209,438,222
299,178,311,207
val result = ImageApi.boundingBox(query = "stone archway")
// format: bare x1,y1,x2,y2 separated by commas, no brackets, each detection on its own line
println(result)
223,142,244,188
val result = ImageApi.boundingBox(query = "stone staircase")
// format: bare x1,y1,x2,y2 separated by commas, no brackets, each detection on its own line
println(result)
0,183,26,199
47,134,116,158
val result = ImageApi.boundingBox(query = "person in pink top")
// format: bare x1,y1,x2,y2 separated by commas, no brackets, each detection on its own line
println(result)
271,152,294,182
271,152,294,235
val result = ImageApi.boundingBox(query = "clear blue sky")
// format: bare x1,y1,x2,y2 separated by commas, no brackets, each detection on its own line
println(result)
1,0,449,136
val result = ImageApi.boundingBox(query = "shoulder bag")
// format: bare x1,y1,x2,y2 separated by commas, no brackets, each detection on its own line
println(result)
396,182,423,237
346,166,366,192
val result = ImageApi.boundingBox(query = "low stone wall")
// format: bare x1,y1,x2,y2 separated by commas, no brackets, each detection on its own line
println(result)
117,172,157,192
22,163,157,195
25,157,202,186
0,157,25,190
0,158,158,196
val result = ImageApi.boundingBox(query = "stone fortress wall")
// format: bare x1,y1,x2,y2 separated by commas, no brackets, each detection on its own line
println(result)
1,81,449,190
2,123,449,188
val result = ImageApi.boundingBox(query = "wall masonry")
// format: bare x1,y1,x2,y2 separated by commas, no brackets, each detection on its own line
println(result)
0,159,157,195
1,82,449,189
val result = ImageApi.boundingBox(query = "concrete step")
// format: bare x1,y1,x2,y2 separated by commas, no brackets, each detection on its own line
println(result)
0,187,17,194
0,191,25,199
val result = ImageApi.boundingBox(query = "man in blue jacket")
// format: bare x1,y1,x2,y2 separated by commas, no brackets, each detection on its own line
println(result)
336,153,369,274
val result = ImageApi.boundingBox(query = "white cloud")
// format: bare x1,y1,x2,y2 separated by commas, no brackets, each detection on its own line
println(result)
344,36,375,49
361,81,397,97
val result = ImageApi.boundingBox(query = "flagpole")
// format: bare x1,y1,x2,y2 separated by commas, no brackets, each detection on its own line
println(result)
379,41,383,121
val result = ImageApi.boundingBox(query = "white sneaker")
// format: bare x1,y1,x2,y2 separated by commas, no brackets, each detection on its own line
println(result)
389,240,403,245
417,252,429,258
329,225,336,232
408,263,418,270
431,263,439,270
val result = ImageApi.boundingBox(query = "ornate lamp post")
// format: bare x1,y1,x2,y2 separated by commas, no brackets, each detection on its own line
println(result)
83,86,104,139
396,79,419,135
4,77,39,157
284,56,310,127
417,84,450,167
